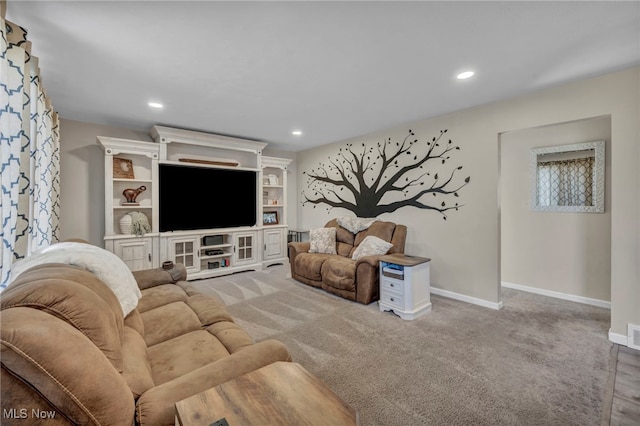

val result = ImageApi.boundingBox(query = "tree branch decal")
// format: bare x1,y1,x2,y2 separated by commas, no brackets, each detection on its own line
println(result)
302,129,470,219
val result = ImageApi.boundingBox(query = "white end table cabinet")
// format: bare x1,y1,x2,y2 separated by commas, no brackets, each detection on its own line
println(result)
379,254,432,320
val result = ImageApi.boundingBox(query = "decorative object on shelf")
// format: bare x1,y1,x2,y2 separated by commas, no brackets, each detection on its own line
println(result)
263,211,279,225
122,185,146,205
113,157,135,179
179,158,239,167
119,214,133,235
119,211,151,236
266,174,279,185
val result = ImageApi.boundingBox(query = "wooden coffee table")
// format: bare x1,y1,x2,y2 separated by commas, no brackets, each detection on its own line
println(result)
175,362,358,425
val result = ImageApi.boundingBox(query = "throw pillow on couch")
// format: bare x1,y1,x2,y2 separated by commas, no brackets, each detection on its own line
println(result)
309,227,337,254
351,235,393,261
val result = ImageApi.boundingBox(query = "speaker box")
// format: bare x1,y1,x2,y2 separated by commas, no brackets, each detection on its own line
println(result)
203,235,224,246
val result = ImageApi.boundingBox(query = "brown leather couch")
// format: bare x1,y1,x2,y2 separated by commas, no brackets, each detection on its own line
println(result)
1,260,291,425
288,219,407,304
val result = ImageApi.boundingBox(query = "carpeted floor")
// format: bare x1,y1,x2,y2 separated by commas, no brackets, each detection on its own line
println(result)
189,264,613,426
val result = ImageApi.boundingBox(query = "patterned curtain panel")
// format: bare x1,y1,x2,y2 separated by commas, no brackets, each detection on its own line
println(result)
537,157,594,207
1,18,60,290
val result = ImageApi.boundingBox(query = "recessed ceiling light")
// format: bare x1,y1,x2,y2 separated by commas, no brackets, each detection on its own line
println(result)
148,102,163,109
457,71,475,80
292,130,302,136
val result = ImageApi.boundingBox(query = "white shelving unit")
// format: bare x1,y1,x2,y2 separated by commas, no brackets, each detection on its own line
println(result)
99,126,294,279
159,229,259,280
261,156,292,268
98,137,160,271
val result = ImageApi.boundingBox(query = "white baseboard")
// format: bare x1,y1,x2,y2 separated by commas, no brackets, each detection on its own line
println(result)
501,281,611,309
430,287,503,310
609,329,628,346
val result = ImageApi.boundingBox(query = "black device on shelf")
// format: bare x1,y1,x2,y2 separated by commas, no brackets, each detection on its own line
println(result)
205,249,225,256
159,164,257,232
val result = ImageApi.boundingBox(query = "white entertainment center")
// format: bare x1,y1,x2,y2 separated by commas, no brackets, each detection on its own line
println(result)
98,125,292,279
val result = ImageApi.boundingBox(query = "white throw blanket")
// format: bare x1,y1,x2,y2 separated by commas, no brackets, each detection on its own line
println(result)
337,216,377,234
7,242,141,316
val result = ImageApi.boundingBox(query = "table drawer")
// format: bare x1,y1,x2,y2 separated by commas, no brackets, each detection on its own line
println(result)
380,291,404,310
381,279,404,295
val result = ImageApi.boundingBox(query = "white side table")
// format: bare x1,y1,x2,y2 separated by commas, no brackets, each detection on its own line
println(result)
378,254,431,320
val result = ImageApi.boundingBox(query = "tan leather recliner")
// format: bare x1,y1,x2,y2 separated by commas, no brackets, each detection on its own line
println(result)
1,259,291,426
288,219,407,304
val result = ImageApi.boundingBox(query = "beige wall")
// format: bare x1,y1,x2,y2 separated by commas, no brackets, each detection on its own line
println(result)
59,119,151,245
296,67,639,337
500,116,612,302
58,119,298,245
58,67,639,339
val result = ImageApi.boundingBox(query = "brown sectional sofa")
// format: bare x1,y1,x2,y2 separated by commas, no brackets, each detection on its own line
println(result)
288,219,407,304
1,259,291,425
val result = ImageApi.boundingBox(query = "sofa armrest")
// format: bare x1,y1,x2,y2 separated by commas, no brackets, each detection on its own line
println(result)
354,255,384,304
288,241,310,277
132,264,187,290
355,254,383,268
136,339,291,426
288,241,310,257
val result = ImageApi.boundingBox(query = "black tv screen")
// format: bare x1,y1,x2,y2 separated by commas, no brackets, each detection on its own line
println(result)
159,163,257,232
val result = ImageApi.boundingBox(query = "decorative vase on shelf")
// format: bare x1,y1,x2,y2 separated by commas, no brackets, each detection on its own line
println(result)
119,215,133,235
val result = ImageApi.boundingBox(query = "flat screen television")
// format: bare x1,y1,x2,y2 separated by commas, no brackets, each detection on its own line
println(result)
159,163,257,232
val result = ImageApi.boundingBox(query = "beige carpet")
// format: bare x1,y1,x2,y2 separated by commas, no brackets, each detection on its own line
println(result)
190,264,613,426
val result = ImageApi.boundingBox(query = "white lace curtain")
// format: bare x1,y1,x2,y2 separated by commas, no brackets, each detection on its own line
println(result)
1,17,60,289
537,157,594,207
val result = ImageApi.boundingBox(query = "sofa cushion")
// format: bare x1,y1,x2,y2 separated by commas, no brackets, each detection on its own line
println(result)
138,284,188,313
1,307,135,425
1,266,125,372
124,309,145,336
294,252,333,281
336,241,354,257
321,258,356,292
354,220,396,248
207,321,255,354
141,302,202,347
326,219,356,246
309,227,337,254
147,330,231,385
185,294,234,326
122,326,155,398
351,235,394,260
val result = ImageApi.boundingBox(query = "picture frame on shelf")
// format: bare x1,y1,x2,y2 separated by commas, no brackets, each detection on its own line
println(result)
263,211,279,225
113,157,135,179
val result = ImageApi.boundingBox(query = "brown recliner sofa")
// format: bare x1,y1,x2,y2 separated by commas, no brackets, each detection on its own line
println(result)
1,256,291,425
288,219,407,304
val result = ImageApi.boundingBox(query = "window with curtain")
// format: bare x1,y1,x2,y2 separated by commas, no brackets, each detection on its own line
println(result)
1,17,60,290
536,157,595,207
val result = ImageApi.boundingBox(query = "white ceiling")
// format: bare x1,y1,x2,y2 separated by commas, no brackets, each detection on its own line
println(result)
6,1,640,151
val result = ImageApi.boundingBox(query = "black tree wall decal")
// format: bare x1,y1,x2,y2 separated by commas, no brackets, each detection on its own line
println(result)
302,129,470,219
